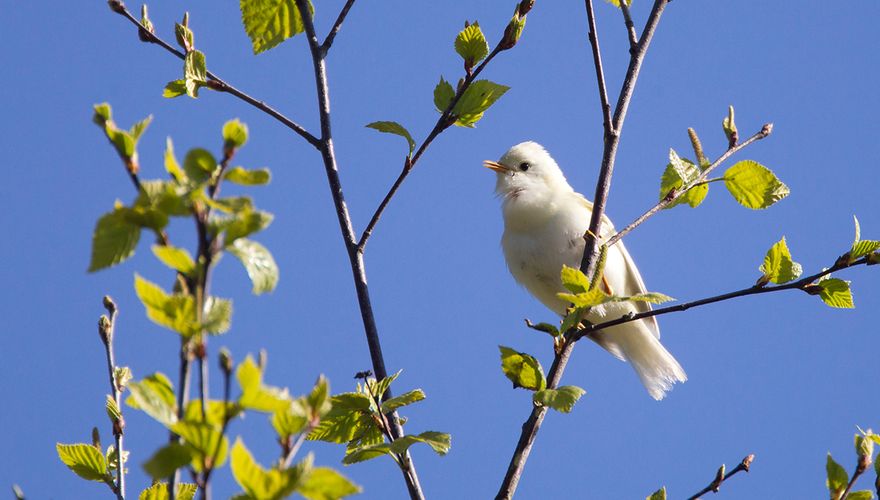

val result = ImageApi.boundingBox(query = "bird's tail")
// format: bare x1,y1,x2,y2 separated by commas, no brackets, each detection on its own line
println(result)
592,321,687,401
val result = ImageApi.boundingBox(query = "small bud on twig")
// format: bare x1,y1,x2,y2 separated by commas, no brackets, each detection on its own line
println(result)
107,0,126,14
518,0,535,16
722,105,738,149
219,347,233,375
98,315,112,345
103,295,117,316
92,427,102,449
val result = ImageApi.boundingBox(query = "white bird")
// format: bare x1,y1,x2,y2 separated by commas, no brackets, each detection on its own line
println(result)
485,141,686,400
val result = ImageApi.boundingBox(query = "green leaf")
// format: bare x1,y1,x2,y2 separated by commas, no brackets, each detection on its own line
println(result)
223,208,274,245
298,467,362,500
240,0,314,54
846,491,874,500
370,370,401,402
142,443,195,479
622,292,675,304
223,119,249,149
533,386,586,413
380,389,425,413
723,160,789,209
272,401,309,439
365,121,416,156
203,296,233,335
134,274,200,337
183,148,217,184
433,77,455,113
826,453,849,498
89,207,141,272
560,306,588,334
138,483,198,500
558,288,613,308
236,355,291,412
342,444,392,465
759,237,802,284
164,138,186,182
560,265,590,294
171,421,229,472
722,105,738,145
646,486,667,500
56,443,108,481
525,321,560,337
223,166,271,185
306,375,332,418
184,399,242,428
498,346,546,391
816,278,854,309
130,115,153,141
183,50,207,98
228,238,279,294
152,245,196,275
163,80,188,99
388,431,451,456
230,438,310,498
204,195,254,214
850,216,880,261
455,22,489,67
93,102,112,124
128,374,178,427
136,180,191,216
174,17,194,51
308,393,373,444
659,151,708,208
452,80,510,127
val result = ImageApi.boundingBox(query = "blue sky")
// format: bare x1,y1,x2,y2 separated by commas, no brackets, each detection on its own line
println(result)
2,1,879,498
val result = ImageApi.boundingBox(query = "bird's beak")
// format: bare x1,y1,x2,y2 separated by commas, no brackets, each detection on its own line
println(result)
483,160,510,173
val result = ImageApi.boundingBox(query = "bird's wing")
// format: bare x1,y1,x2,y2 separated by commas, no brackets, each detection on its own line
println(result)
574,193,660,338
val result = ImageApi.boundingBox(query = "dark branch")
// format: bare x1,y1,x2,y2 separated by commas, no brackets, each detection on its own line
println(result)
322,0,358,54
686,454,755,500
584,0,613,138
111,4,320,148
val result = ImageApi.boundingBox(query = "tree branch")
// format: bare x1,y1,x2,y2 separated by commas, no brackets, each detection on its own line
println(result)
686,454,755,500
322,0,357,54
99,297,125,500
292,1,423,497
605,123,773,248
584,0,613,137
618,1,639,50
109,2,320,148
357,43,504,252
497,3,670,498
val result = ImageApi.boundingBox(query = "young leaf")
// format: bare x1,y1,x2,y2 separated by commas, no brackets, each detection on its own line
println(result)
129,115,153,141
89,208,141,272
621,292,675,304
298,467,362,500
723,160,789,209
659,151,708,208
306,375,332,418
231,438,310,497
308,393,373,444
452,80,510,127
850,215,880,261
134,274,199,337
151,245,196,275
816,278,854,309
138,482,197,500
342,443,392,465
846,491,874,500
722,105,738,147
826,453,849,499
142,443,195,479
498,346,546,391
56,443,108,481
455,22,489,67
365,121,416,155
533,385,586,413
228,238,279,294
183,148,217,184
560,265,591,294
183,50,207,98
240,0,314,54
222,118,249,149
223,166,271,186
646,486,667,500
163,80,188,99
171,421,229,472
380,389,426,413
203,296,233,334
433,77,455,112
759,237,803,284
236,355,291,412
272,401,309,440
388,431,451,456
164,138,186,182
370,370,401,402
223,208,274,245
128,375,179,427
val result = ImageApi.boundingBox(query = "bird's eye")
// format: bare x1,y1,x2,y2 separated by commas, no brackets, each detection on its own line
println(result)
519,162,531,172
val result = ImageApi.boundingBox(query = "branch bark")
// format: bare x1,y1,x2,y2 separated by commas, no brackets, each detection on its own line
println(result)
99,297,125,500
497,2,670,498
686,454,754,500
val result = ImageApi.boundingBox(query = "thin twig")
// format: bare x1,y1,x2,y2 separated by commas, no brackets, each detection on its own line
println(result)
110,3,320,148
840,456,870,500
357,44,504,252
322,0,357,54
686,454,755,500
497,3,670,498
618,1,639,50
201,356,234,497
605,124,772,249
575,255,869,341
584,0,613,138
292,1,423,497
99,297,125,500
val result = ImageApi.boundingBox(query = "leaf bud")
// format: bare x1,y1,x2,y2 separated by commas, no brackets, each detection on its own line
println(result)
722,105,738,149
103,295,117,315
500,12,527,51
98,315,112,345
518,0,535,16
107,0,126,14
92,427,102,448
219,347,233,375
855,434,874,472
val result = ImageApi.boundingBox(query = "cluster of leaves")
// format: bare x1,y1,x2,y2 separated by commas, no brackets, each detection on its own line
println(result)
307,372,451,467
826,428,880,500
660,107,788,210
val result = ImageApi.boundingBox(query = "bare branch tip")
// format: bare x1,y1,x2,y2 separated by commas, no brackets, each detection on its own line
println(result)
742,454,755,471
761,123,774,136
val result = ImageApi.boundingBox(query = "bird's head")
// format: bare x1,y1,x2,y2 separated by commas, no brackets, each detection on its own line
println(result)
484,141,572,200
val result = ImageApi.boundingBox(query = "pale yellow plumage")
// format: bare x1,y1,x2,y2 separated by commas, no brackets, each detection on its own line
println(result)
487,141,686,400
